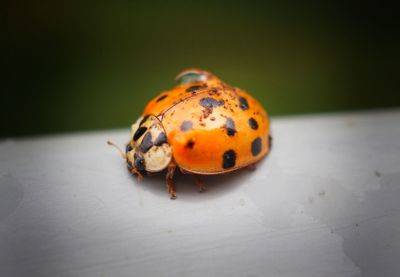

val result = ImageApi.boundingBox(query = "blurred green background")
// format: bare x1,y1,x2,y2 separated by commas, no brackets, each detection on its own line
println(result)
3,1,399,137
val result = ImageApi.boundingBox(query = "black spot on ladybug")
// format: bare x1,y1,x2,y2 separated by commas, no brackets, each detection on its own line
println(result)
251,137,262,156
156,94,168,102
185,139,195,149
125,143,133,153
222,149,236,169
239,97,249,110
133,126,147,141
199,97,225,109
180,120,193,131
248,117,259,130
134,153,146,173
139,132,153,153
154,132,167,146
186,85,205,92
225,117,237,136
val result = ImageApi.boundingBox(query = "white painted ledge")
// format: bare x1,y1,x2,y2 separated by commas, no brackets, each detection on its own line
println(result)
1,109,400,277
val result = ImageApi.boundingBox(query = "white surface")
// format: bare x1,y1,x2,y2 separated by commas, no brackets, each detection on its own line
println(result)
1,109,400,277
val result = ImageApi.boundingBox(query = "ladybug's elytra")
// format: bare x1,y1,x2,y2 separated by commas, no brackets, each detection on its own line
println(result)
108,69,271,199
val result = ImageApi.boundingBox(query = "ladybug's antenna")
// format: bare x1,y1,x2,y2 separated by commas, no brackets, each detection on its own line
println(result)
107,140,126,159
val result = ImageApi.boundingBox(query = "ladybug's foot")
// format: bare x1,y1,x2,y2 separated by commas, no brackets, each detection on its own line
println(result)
168,184,177,200
166,163,177,200
247,164,257,171
192,174,206,193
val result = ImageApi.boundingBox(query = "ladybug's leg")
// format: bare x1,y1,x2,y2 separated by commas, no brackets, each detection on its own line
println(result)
192,174,206,192
166,163,177,200
179,167,189,174
131,167,144,181
247,164,257,171
179,167,206,192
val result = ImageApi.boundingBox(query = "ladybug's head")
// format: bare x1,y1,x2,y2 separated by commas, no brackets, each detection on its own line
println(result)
126,115,172,178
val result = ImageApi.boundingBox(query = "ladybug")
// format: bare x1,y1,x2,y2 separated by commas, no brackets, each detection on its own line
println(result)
108,69,271,199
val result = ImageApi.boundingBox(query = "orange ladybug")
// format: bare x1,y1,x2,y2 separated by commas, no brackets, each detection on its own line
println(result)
108,69,271,199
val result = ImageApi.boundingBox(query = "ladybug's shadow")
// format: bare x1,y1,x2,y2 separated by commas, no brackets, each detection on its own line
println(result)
136,159,267,202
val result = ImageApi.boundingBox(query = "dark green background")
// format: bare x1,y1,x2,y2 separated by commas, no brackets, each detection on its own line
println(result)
3,1,399,137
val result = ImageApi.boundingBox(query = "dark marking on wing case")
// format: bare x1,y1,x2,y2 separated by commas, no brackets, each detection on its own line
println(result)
185,139,195,149
225,117,237,136
186,85,205,92
251,137,262,156
133,127,147,141
199,97,225,109
180,121,193,131
139,132,153,153
248,117,259,130
239,97,249,110
222,149,236,169
156,94,168,102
